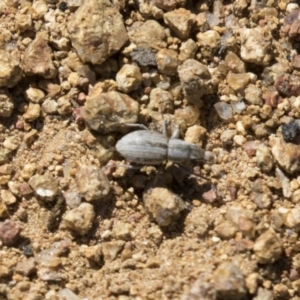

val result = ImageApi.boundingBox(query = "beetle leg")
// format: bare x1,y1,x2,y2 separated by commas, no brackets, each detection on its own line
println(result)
162,119,180,139
170,125,180,139
151,164,165,187
119,123,149,131
175,163,210,181
103,160,142,176
162,120,167,137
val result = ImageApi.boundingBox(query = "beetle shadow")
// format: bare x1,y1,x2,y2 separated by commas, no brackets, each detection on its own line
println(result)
142,165,215,239
158,209,191,239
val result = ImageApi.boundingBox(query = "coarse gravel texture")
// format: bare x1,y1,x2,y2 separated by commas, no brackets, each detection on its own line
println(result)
1,0,300,299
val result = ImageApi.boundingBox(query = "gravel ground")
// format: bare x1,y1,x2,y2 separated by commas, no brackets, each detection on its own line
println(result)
0,0,300,299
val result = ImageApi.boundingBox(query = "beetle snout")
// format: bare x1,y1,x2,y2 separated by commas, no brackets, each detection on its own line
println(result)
168,140,205,163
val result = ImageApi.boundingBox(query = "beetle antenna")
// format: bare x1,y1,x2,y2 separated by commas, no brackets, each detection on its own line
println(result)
119,123,148,131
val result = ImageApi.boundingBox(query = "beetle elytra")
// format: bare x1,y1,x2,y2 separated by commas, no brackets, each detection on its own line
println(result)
115,125,208,165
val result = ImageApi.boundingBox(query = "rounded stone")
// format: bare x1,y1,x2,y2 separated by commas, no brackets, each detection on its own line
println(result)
143,187,186,226
63,203,95,235
0,50,22,88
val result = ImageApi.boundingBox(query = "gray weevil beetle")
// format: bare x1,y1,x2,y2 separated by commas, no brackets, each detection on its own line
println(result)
115,124,211,166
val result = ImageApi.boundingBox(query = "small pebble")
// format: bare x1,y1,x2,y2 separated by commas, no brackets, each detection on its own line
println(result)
253,230,282,264
214,102,233,120
28,173,59,200
0,219,23,246
63,203,95,235
213,262,247,300
143,187,186,226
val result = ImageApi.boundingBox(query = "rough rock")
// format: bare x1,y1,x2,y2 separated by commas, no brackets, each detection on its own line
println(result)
38,267,65,281
174,106,200,127
22,35,57,78
0,148,12,164
42,99,58,114
23,103,41,122
275,167,292,198
202,187,219,204
38,80,61,97
21,163,37,180
128,20,167,50
148,87,174,113
28,172,59,200
63,191,82,209
226,206,254,227
156,49,178,76
270,136,300,174
184,206,209,237
15,11,32,32
0,50,22,88
3,136,20,151
112,221,132,240
80,244,103,264
0,203,7,219
225,206,255,237
293,54,300,70
178,59,214,106
163,8,195,40
102,240,125,262
213,262,247,299
25,87,45,103
245,272,260,295
151,0,185,11
240,27,272,66
227,72,250,92
57,95,72,115
278,207,300,231
32,0,48,19
36,240,71,268
1,189,16,206
274,73,300,97
256,145,274,172
57,289,82,300
0,219,23,246
225,51,246,73
76,163,110,201
178,39,197,62
83,89,139,133
116,64,142,93
132,0,159,19
214,220,238,239
273,283,290,299
143,187,186,226
281,8,300,39
250,179,273,209
194,12,209,31
196,30,221,59
19,183,33,196
255,288,275,300
68,0,128,64
0,89,14,117
15,257,36,277
184,125,206,146
253,229,282,264
245,84,263,106
63,202,95,235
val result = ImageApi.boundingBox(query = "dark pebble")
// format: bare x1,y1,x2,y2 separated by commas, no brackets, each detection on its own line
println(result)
58,1,68,11
130,47,157,67
22,244,34,257
282,121,299,142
